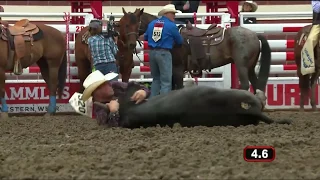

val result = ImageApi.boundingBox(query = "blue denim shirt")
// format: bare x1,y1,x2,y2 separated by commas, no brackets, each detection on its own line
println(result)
144,16,183,50
88,35,118,66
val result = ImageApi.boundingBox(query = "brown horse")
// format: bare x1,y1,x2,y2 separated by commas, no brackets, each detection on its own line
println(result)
116,8,144,83
0,20,67,118
294,24,320,111
75,8,144,93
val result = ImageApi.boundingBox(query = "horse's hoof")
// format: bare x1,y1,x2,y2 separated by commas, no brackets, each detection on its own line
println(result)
1,112,9,120
299,108,305,112
44,113,54,119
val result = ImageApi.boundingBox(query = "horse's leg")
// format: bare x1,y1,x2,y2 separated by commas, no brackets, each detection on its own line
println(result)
120,64,132,82
233,60,249,90
248,68,258,93
310,71,320,111
0,67,8,119
44,58,61,115
36,58,50,84
76,58,91,93
299,75,310,111
248,68,267,107
172,65,184,90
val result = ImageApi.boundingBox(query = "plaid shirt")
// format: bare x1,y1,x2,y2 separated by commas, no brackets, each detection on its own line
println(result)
88,35,118,66
312,1,320,13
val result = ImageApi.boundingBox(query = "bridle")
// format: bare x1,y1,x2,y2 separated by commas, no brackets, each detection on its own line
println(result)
118,18,143,63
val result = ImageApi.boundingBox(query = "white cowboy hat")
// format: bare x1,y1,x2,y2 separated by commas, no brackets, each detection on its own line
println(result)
81,70,118,101
243,1,258,12
158,4,182,16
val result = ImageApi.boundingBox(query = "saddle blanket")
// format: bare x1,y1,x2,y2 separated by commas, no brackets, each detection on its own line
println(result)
301,25,320,75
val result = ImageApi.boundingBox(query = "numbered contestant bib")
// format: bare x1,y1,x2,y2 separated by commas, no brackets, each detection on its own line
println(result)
152,20,164,42
69,92,94,118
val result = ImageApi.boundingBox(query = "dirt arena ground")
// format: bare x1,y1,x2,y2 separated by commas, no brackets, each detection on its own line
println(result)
0,111,319,180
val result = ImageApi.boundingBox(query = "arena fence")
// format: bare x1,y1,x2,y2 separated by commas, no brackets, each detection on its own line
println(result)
0,11,315,113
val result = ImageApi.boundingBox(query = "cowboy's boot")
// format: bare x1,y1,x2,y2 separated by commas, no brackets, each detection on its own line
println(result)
13,58,22,75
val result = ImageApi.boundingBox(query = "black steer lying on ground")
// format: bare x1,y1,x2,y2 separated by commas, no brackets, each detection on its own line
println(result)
95,83,292,128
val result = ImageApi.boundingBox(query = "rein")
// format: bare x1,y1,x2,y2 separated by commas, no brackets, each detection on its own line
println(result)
119,20,144,63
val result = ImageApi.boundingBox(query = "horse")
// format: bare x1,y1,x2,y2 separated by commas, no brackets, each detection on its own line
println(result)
294,24,320,111
116,8,144,83
0,19,67,118
75,8,144,93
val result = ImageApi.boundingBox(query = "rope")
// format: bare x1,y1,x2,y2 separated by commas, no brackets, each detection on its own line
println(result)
193,12,198,84
63,12,71,85
193,12,197,27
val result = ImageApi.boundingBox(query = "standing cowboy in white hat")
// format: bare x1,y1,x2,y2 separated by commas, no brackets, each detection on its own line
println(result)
70,70,150,126
144,4,183,98
300,1,320,76
241,1,258,24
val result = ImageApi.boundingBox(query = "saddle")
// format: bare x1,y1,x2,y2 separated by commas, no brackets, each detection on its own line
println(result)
185,23,224,38
1,19,40,75
183,22,227,72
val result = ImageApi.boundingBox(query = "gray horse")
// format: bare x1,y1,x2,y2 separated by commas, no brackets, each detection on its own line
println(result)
139,13,272,107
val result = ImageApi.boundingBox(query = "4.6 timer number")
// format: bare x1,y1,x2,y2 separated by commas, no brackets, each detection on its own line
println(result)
251,149,268,158
243,146,275,162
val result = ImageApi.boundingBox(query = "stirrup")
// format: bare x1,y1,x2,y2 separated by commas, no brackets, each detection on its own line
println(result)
13,60,22,75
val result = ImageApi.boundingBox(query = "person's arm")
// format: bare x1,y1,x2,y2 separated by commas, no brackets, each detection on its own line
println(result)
111,81,151,98
250,17,257,24
244,17,256,24
110,37,119,55
172,0,184,11
312,1,320,13
189,0,200,13
105,38,117,61
170,23,183,45
94,105,110,126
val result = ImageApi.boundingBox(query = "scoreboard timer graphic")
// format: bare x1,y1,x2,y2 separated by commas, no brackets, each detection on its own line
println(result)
243,146,276,162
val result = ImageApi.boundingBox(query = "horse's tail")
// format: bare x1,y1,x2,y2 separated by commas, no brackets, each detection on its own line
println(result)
58,52,67,98
257,35,271,91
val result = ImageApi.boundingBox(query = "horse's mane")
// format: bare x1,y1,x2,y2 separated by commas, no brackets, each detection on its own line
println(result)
142,12,157,19
139,12,158,35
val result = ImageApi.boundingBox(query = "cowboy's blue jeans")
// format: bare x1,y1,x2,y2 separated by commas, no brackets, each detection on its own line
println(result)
149,49,172,97
95,62,119,82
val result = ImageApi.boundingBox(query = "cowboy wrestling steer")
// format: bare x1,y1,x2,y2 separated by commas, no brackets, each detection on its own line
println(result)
95,85,292,128
1,19,42,75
